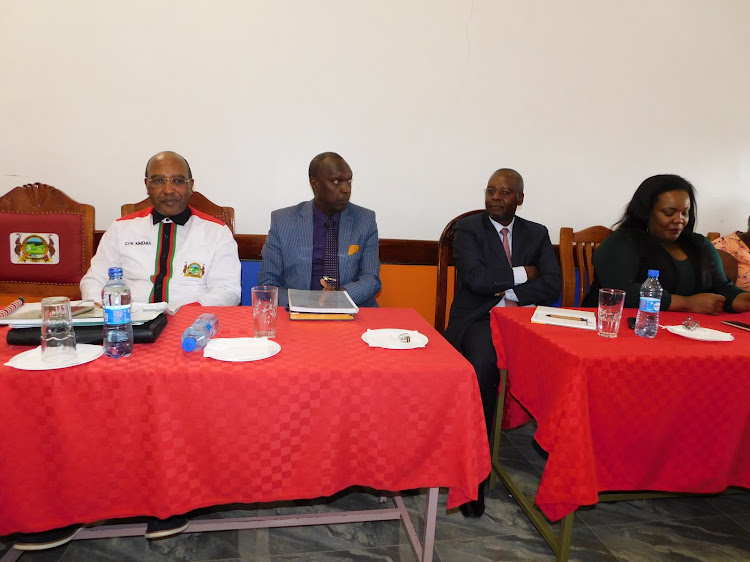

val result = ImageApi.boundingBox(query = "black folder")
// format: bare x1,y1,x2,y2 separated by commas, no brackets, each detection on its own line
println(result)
6,313,169,346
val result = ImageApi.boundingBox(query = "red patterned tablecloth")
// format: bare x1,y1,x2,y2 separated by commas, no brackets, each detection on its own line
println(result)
0,307,489,535
491,307,750,522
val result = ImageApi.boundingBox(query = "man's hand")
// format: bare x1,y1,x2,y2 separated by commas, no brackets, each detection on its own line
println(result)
320,278,341,291
524,265,540,280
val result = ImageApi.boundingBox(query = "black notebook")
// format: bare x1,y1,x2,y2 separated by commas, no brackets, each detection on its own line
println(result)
6,313,169,346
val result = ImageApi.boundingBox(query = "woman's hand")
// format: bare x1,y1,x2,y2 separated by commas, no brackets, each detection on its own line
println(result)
729,292,750,313
670,293,725,314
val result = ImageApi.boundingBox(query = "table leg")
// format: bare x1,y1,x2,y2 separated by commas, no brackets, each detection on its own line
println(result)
489,368,508,491
1,489,441,562
489,367,574,561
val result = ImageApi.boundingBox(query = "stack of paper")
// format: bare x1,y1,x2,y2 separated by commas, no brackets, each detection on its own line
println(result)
530,306,597,330
288,289,359,320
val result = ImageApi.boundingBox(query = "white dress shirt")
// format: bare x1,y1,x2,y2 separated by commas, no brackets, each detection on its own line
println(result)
488,216,527,306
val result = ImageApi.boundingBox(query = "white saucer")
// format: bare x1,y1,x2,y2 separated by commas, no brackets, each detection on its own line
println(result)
664,325,734,342
4,344,104,370
361,329,429,349
203,337,281,362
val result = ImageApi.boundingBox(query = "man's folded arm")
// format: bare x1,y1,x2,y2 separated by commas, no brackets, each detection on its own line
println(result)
453,227,515,296
513,230,561,306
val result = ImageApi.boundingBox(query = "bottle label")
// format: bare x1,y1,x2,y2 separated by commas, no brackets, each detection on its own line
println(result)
104,304,131,325
638,297,660,313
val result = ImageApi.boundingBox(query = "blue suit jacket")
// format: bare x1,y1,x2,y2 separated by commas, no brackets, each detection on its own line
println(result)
444,212,561,351
259,200,382,307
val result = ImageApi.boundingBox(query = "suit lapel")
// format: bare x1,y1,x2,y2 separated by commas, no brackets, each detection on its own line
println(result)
511,217,527,266
484,214,509,266
295,201,314,287
338,206,354,283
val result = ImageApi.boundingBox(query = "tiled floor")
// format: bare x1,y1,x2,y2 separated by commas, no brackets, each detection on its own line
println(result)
2,423,749,561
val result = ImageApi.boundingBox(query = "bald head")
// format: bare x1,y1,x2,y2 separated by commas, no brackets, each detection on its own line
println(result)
145,151,192,179
489,168,524,194
144,151,194,216
308,152,346,179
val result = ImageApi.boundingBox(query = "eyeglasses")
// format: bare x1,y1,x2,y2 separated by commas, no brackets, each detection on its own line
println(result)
146,177,192,187
484,188,515,197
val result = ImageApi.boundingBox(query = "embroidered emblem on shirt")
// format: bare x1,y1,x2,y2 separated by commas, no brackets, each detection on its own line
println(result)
183,262,205,278
10,232,59,264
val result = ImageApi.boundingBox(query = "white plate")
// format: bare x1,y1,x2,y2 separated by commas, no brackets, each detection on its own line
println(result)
361,329,429,350
4,344,104,370
664,325,734,342
203,337,281,362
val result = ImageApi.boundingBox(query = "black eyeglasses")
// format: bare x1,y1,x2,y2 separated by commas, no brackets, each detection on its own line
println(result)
146,177,192,187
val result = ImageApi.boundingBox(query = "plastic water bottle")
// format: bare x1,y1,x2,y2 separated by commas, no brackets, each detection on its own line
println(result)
181,313,220,352
102,267,133,358
634,269,662,338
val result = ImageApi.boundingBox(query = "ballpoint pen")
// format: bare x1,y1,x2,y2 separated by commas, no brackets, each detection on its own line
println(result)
546,313,588,322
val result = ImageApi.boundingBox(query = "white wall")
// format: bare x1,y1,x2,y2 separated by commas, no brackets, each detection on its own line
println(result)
1,0,749,241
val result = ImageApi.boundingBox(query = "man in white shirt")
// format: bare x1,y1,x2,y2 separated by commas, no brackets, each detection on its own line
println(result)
81,151,240,307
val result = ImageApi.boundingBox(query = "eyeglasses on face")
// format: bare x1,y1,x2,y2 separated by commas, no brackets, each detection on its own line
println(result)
146,177,192,187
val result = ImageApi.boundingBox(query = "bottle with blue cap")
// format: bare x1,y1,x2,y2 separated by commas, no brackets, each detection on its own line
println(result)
102,266,133,358
181,313,220,352
634,269,662,338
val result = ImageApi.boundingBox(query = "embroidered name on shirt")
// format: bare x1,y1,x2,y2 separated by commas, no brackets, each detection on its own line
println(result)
125,241,152,246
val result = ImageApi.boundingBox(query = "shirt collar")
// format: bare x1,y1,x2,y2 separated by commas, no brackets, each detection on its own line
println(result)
152,206,192,226
313,204,340,227
489,215,515,237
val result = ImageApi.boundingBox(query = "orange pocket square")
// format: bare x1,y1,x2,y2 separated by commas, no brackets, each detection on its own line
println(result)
348,245,360,256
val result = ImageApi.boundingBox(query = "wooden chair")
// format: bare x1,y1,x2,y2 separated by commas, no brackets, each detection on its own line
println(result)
121,191,235,233
706,231,720,241
0,183,95,301
434,209,484,332
559,226,612,308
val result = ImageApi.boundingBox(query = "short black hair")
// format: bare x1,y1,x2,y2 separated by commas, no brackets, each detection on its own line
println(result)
616,174,697,237
145,151,192,179
309,152,344,178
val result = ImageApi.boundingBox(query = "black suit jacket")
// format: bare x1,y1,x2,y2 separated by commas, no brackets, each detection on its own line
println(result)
444,212,561,352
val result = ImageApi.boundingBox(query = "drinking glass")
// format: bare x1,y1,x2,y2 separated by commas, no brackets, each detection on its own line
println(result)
597,288,626,338
41,296,77,362
252,286,278,338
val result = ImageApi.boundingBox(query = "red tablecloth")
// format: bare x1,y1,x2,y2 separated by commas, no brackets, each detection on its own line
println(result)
0,307,489,535
491,307,750,522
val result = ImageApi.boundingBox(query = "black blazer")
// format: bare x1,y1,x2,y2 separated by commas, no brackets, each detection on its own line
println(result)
444,212,561,352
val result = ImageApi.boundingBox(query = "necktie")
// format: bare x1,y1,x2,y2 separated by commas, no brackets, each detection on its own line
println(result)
501,227,517,307
324,218,340,288
501,228,512,264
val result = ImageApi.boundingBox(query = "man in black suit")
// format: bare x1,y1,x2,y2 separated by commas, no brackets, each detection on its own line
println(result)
444,168,561,517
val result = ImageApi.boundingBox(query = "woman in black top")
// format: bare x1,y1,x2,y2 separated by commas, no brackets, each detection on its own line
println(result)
584,174,750,313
